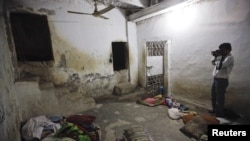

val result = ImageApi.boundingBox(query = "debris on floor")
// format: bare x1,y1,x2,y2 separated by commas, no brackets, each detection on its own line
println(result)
134,94,243,141
21,92,244,141
21,114,101,141
136,94,165,107
116,125,154,141
136,95,190,111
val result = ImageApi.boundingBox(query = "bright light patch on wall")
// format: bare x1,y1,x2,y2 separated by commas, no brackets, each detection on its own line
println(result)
168,5,196,31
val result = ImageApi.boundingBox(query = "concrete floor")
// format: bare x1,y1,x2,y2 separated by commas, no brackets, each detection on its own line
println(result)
82,89,210,141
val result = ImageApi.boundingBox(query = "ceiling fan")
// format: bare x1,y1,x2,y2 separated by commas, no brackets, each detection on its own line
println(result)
67,0,115,19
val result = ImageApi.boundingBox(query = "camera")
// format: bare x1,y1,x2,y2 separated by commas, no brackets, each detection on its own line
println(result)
211,49,221,56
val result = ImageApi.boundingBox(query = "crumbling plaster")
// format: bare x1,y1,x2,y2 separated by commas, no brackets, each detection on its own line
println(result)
5,0,131,93
1,0,137,140
0,2,22,140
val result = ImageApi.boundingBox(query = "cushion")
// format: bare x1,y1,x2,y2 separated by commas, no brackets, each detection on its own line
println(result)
123,125,153,141
180,115,207,139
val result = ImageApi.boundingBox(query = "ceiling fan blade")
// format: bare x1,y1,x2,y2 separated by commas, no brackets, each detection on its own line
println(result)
93,0,98,13
68,10,92,15
96,15,109,20
96,5,115,15
67,0,114,20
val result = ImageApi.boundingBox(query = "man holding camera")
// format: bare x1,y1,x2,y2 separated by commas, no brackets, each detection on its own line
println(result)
210,43,234,117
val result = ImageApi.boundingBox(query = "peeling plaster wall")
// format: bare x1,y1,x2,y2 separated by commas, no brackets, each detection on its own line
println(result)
136,0,250,119
0,1,22,140
127,22,139,85
1,0,133,139
5,0,130,94
1,0,134,139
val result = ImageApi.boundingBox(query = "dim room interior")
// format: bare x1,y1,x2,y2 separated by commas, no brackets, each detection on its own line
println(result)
1,0,250,141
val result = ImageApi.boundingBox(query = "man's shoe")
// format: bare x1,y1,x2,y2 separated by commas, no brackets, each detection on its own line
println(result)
215,114,225,118
208,110,215,114
215,112,225,118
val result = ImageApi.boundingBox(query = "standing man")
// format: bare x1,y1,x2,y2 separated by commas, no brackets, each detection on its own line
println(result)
210,43,234,117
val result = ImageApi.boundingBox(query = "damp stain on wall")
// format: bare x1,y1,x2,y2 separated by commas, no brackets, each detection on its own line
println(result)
15,21,127,93
171,80,210,99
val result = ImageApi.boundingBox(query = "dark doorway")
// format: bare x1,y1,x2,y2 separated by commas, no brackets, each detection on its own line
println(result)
10,12,54,61
112,42,128,71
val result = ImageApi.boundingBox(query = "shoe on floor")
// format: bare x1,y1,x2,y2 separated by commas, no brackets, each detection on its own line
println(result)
208,110,215,114
215,113,225,118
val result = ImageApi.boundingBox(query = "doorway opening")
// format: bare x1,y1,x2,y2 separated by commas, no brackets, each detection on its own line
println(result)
112,42,129,71
10,12,54,61
146,41,168,96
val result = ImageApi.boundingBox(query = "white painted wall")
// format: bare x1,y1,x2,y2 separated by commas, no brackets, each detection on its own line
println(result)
136,0,250,119
127,21,139,85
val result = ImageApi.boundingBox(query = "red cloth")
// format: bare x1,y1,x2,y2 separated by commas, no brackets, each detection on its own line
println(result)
137,97,165,107
66,114,96,125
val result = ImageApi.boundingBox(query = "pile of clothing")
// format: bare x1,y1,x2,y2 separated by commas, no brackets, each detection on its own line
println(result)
136,95,189,111
136,95,165,107
21,114,100,141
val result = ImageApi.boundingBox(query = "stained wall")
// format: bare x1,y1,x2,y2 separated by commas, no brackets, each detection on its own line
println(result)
0,0,137,140
4,0,132,94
